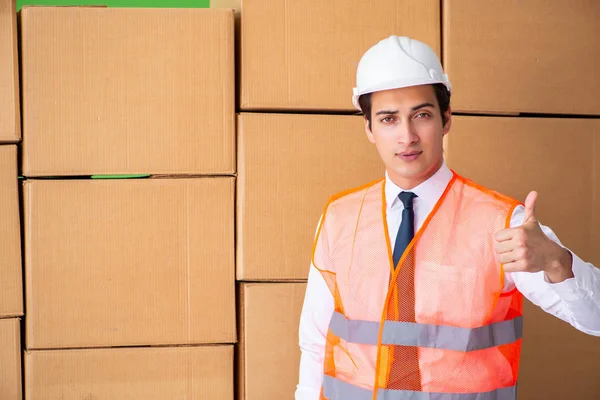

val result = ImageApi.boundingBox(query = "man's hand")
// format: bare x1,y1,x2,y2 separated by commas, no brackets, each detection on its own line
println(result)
494,191,574,283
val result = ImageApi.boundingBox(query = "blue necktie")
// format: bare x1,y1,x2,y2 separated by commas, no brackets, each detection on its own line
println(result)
389,190,422,390
392,191,417,268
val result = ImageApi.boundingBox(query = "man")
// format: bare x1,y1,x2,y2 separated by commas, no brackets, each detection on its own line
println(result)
296,36,600,400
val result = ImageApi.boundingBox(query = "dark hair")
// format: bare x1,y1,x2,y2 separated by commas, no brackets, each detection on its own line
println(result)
358,83,451,130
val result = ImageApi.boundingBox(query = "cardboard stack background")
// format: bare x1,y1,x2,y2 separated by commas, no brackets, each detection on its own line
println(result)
13,3,237,399
1,0,599,399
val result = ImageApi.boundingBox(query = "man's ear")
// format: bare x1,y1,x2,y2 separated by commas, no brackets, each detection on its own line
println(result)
442,107,452,136
365,117,376,144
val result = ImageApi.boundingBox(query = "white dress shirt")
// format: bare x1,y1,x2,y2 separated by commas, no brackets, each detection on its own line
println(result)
295,162,600,400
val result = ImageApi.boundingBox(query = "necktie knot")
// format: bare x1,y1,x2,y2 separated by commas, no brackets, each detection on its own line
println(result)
398,191,417,210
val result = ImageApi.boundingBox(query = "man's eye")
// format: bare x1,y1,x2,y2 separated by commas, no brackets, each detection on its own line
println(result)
381,117,394,123
416,112,431,119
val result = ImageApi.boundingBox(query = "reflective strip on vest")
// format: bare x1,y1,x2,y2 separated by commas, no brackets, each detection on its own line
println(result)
329,311,523,351
323,375,517,400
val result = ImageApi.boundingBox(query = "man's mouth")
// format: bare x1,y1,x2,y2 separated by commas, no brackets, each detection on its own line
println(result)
397,151,422,161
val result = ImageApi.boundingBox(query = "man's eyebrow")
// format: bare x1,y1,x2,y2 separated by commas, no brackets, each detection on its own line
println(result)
374,109,398,116
374,103,435,115
411,102,435,111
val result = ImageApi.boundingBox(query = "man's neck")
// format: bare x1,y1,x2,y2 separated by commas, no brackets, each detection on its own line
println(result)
387,161,444,191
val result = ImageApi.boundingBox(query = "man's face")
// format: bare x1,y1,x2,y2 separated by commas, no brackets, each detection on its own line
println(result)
365,85,451,189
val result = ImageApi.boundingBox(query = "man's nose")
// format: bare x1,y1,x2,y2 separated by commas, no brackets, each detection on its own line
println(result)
396,120,418,145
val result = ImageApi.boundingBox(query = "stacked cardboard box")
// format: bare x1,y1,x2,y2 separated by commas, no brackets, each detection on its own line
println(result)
0,0,20,142
23,178,236,349
240,0,440,112
237,283,307,400
0,146,23,320
443,0,600,116
0,145,23,399
0,319,21,400
25,346,234,399
444,1,600,398
21,7,235,176
446,116,600,399
20,6,236,398
237,113,384,281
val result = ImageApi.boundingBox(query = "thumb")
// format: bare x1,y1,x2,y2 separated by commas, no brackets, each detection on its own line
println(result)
523,191,538,223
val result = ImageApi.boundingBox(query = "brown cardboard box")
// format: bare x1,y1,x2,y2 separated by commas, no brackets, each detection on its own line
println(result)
237,113,384,281
0,318,21,400
0,0,20,142
446,116,600,265
21,7,235,176
241,0,440,111
443,0,600,115
25,345,233,400
238,283,306,400
24,177,235,349
446,116,600,399
0,146,23,318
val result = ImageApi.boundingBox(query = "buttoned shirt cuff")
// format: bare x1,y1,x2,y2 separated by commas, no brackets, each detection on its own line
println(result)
544,250,589,302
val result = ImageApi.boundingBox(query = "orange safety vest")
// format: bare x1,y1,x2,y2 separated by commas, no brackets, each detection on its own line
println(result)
312,171,524,400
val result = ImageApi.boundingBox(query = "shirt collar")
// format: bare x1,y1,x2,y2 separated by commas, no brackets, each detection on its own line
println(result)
385,161,453,210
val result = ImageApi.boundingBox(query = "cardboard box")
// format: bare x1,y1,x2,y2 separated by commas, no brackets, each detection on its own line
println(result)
0,318,21,400
21,7,235,176
24,177,235,349
446,116,600,265
517,304,600,399
0,146,23,318
238,283,306,400
241,0,440,111
446,116,600,399
25,345,233,400
237,113,384,280
443,0,600,115
0,0,20,142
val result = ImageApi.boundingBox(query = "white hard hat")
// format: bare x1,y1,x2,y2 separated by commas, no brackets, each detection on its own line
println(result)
352,36,452,110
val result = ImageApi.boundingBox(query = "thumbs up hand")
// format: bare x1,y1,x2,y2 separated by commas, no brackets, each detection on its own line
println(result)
494,191,574,282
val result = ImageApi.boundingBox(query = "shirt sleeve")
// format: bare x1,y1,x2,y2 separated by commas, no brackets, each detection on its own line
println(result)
295,264,334,400
507,205,600,336
295,215,335,400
